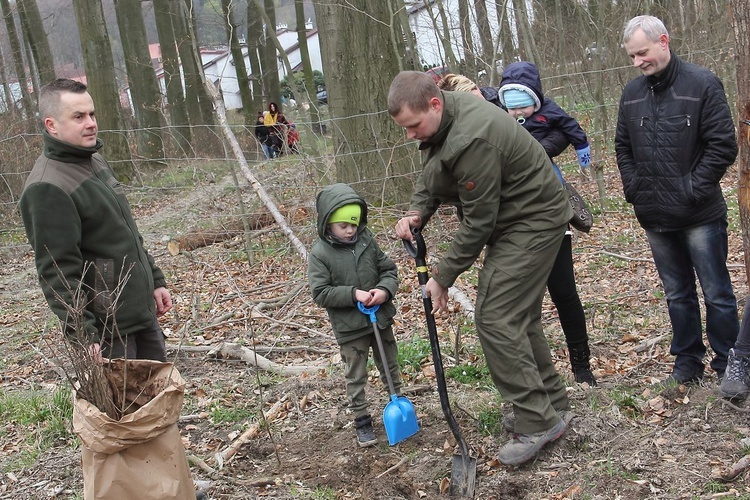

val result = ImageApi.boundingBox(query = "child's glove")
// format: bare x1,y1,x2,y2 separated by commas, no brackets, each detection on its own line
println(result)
576,145,591,178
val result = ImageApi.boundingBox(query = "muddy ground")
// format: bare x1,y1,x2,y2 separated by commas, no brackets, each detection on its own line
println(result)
2,161,750,499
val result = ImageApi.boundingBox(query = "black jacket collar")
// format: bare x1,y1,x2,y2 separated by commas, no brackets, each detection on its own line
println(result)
647,50,680,93
43,130,103,162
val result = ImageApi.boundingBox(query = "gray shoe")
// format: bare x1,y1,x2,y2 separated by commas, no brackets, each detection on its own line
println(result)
497,418,567,466
503,409,572,433
719,349,750,400
354,415,378,447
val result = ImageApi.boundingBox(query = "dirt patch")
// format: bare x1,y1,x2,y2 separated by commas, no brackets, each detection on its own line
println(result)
2,165,750,499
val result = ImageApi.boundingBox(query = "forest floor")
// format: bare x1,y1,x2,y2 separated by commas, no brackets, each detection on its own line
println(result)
2,157,750,499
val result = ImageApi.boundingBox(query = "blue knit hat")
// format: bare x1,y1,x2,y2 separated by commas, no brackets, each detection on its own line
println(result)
502,88,535,109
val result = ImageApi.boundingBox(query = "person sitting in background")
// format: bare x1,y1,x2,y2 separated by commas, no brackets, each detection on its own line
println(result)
255,111,274,160
264,101,289,157
286,122,300,154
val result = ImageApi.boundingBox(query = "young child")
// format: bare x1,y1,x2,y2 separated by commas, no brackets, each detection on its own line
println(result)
308,183,401,447
495,62,597,386
498,61,592,179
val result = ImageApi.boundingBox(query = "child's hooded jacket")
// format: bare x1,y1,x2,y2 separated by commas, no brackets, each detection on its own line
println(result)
308,183,398,343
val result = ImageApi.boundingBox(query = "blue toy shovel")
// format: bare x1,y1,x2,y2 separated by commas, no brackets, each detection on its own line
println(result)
357,302,420,445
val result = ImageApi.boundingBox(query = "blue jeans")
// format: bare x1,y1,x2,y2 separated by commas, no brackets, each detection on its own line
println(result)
645,218,738,375
261,144,275,159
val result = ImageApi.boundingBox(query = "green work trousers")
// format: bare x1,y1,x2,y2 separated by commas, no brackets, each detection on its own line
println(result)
475,225,569,434
339,325,402,419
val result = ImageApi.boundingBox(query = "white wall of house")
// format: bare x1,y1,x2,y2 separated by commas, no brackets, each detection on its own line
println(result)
277,30,322,80
199,27,323,109
125,23,323,114
407,0,507,70
202,49,249,110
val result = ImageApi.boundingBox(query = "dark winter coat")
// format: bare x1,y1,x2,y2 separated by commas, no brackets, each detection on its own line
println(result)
482,82,569,159
308,183,399,343
479,86,502,107
409,91,572,289
499,61,590,156
20,132,165,341
255,121,271,144
615,52,738,231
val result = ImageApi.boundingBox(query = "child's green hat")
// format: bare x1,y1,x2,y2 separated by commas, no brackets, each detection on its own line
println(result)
328,204,361,226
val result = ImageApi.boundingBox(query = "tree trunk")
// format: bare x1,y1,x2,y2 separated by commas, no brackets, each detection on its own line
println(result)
512,0,540,68
113,0,165,167
473,0,495,83
0,44,13,115
435,0,458,69
17,0,54,86
387,0,407,71
496,0,515,65
395,0,421,70
422,0,458,70
294,0,322,134
315,0,419,204
72,0,134,180
153,0,191,155
0,0,32,119
222,0,254,126
262,0,282,109
175,0,217,158
18,7,40,101
246,0,265,112
167,212,276,255
731,0,750,282
249,0,303,103
178,0,215,130
590,0,608,207
457,0,476,78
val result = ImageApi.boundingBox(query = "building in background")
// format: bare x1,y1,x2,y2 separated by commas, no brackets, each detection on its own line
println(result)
406,0,506,72
122,21,322,113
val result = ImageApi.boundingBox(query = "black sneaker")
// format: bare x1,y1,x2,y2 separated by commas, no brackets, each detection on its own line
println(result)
719,349,750,399
662,365,704,386
573,367,598,386
354,415,377,447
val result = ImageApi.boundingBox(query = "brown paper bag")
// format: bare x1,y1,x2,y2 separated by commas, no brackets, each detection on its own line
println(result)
73,359,195,500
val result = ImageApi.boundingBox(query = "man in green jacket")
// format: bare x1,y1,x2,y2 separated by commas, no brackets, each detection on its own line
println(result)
20,78,171,361
389,70,572,465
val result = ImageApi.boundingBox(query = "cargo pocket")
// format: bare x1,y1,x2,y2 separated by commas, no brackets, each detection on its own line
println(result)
475,265,495,326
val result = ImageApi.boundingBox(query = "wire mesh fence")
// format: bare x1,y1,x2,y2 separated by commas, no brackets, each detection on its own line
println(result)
0,52,740,275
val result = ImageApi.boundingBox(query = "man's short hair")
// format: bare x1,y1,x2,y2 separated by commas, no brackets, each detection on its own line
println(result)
623,15,668,44
387,71,441,116
38,78,88,121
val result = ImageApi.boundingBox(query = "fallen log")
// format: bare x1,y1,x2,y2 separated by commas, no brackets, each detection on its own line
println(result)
167,212,276,255
210,341,326,376
213,396,288,468
633,335,668,353
168,343,335,355
714,455,750,482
